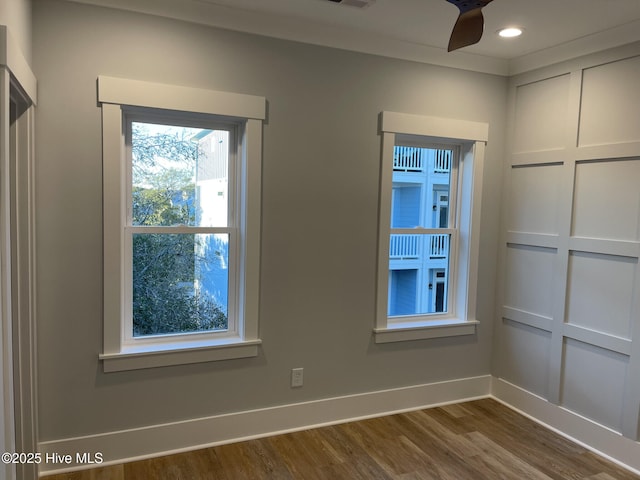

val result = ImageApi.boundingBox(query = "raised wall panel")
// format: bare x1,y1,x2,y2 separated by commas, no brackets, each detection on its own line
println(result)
513,75,570,154
500,320,551,398
508,164,562,234
504,244,556,319
565,251,636,339
579,56,640,147
503,46,640,456
572,159,640,241
561,338,627,432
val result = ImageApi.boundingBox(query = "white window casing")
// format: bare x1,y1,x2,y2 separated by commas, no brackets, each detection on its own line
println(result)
98,76,265,371
374,111,488,343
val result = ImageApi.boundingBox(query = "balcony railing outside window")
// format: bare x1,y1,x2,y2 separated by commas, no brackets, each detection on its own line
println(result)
393,146,424,172
429,234,449,258
393,147,451,174
434,149,451,174
389,234,450,260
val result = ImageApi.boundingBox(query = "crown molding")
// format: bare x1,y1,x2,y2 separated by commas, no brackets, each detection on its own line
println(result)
65,0,640,77
508,19,640,76
65,0,510,75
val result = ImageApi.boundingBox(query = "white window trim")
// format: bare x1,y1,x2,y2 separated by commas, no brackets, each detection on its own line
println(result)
98,76,265,371
374,111,487,343
120,112,242,347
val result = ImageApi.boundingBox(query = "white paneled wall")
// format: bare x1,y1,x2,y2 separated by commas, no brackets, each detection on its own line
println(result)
579,57,640,148
561,339,628,431
512,73,570,155
507,164,562,234
497,46,640,446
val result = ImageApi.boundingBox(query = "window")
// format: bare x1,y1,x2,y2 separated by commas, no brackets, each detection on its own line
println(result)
375,112,487,343
98,77,265,371
127,119,235,339
388,143,456,317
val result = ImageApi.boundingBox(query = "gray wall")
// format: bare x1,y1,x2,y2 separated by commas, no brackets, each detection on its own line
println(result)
0,0,31,63
33,0,505,442
494,44,640,440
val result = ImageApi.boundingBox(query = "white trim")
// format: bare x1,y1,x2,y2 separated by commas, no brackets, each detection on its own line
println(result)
102,103,125,356
390,227,456,235
375,132,394,330
375,112,487,342
9,84,39,480
455,141,481,323
502,307,553,332
0,26,36,105
99,78,264,371
492,377,640,476
509,42,640,92
569,236,640,259
374,319,479,343
36,375,640,476
238,119,262,339
99,339,261,373
381,111,489,142
98,76,265,120
0,65,38,480
509,27,640,76
0,65,16,480
37,375,491,475
506,232,560,249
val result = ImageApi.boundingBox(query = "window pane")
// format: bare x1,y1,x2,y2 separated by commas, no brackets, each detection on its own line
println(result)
131,122,230,227
388,234,450,316
392,146,452,228
132,233,229,336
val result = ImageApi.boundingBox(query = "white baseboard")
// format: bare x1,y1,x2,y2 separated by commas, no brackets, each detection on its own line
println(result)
40,374,640,477
38,375,491,475
491,377,640,476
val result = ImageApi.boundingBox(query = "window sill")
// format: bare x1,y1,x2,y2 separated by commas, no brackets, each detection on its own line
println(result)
373,319,478,343
99,337,261,372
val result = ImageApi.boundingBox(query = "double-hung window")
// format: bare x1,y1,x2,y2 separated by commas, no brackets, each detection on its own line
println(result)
375,111,488,343
98,77,265,371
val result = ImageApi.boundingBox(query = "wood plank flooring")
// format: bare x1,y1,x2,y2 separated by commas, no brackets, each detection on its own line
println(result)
41,398,639,479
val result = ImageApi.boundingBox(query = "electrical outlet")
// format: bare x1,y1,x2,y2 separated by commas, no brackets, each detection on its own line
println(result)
291,368,304,388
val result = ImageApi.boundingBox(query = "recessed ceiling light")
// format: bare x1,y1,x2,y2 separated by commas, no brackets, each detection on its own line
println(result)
498,27,523,38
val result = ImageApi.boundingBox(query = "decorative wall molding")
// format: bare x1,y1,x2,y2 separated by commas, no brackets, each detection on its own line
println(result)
492,377,640,476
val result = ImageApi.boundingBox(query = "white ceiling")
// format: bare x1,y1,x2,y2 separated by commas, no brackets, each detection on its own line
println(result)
71,0,640,75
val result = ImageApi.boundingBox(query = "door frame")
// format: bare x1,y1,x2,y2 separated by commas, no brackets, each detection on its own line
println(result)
1,26,38,480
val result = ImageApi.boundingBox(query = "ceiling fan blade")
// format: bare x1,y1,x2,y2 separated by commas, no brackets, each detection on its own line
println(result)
445,0,494,52
448,8,485,51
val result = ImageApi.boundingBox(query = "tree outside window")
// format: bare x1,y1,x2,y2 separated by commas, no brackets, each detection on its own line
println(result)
129,123,230,336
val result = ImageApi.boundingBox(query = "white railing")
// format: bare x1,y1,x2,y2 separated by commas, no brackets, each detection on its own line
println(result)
434,149,451,174
390,234,421,259
393,147,451,174
389,234,449,260
393,146,423,172
429,234,449,258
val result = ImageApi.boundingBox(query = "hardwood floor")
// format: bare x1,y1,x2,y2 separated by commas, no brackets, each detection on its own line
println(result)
41,398,639,479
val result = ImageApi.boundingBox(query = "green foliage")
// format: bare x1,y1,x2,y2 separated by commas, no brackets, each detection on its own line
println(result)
132,184,194,227
131,123,228,336
132,234,227,336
